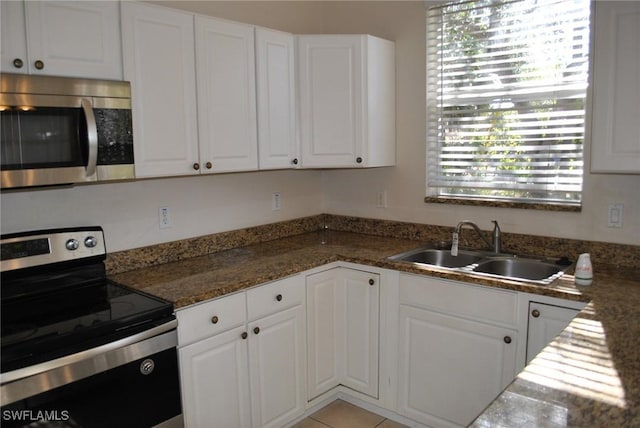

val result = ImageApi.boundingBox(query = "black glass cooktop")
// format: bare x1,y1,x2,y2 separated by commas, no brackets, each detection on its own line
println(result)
1,279,174,373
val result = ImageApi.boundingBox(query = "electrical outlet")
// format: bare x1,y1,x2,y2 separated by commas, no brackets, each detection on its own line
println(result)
376,191,388,208
272,192,281,211
159,206,172,229
607,203,623,228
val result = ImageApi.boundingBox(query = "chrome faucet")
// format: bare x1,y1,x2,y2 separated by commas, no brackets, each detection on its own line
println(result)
452,220,502,254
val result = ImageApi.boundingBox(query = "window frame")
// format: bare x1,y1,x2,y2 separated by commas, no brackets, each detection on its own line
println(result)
425,0,592,211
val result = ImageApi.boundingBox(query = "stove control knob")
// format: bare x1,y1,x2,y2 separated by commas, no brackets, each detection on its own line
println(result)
84,236,98,248
65,239,79,251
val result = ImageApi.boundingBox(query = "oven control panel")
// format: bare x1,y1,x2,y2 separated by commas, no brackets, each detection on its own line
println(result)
1,227,106,272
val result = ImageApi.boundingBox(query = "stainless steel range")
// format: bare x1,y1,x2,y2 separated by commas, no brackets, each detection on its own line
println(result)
0,227,182,427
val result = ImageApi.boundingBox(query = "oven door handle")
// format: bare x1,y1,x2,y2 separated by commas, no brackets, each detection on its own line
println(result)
81,98,98,178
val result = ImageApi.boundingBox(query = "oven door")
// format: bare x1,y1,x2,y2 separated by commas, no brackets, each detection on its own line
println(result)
0,328,182,428
0,94,98,189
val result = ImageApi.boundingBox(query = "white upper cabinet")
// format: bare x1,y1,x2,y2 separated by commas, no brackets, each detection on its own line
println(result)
590,1,640,173
256,28,299,170
121,3,397,179
297,35,396,168
195,17,258,173
1,1,122,80
121,2,199,178
1,1,28,74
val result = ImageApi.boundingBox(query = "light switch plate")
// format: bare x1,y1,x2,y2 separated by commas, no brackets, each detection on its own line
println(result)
272,192,281,211
607,204,623,228
159,206,172,229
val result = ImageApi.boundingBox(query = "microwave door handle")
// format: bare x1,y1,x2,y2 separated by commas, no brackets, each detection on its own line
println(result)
81,98,98,178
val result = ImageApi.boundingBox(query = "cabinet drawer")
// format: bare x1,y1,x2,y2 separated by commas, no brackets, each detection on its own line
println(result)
247,274,304,321
177,292,247,347
400,273,517,326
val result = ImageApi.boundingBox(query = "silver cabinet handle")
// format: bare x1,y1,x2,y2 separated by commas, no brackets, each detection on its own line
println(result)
81,98,98,178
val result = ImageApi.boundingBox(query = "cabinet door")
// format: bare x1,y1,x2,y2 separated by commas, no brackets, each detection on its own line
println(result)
306,268,343,399
342,269,379,398
397,305,517,428
122,2,199,178
590,1,640,173
179,325,252,428
248,304,306,428
526,302,579,364
298,36,363,168
306,267,380,400
256,28,298,170
195,16,258,173
23,1,122,79
1,1,28,74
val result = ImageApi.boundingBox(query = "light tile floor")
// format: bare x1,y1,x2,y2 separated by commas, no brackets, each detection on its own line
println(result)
292,400,409,428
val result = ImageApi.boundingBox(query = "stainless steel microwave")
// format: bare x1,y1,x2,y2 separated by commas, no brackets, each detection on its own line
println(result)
0,73,134,189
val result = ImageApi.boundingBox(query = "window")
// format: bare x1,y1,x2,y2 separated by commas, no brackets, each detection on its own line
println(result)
426,0,591,207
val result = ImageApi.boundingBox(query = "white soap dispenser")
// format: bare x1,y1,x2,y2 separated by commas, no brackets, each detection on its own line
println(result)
575,253,593,286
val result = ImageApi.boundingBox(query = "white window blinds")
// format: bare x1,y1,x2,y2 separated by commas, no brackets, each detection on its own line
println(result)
426,0,591,205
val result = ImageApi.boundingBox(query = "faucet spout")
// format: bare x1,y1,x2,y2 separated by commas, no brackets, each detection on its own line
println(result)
492,220,501,254
453,221,499,253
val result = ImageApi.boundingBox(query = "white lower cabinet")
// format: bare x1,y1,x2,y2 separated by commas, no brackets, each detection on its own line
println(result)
176,263,588,428
396,274,519,428
179,325,252,428
526,300,585,364
247,304,306,428
177,275,306,428
306,267,380,400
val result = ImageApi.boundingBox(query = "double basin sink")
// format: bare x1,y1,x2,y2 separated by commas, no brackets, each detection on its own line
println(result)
388,244,572,285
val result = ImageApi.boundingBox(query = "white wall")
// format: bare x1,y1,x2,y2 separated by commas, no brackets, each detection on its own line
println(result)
0,170,324,252
320,1,640,246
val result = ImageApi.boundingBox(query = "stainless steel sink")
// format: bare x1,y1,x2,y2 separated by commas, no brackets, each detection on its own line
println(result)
388,244,571,285
389,248,482,269
470,258,566,284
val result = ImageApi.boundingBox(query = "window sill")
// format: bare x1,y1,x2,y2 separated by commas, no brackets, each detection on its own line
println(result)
424,196,582,212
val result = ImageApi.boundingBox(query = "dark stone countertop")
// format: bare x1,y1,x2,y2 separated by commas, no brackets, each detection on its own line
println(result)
109,230,640,427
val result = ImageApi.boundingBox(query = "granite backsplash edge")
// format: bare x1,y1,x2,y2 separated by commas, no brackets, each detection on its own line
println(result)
106,214,640,274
